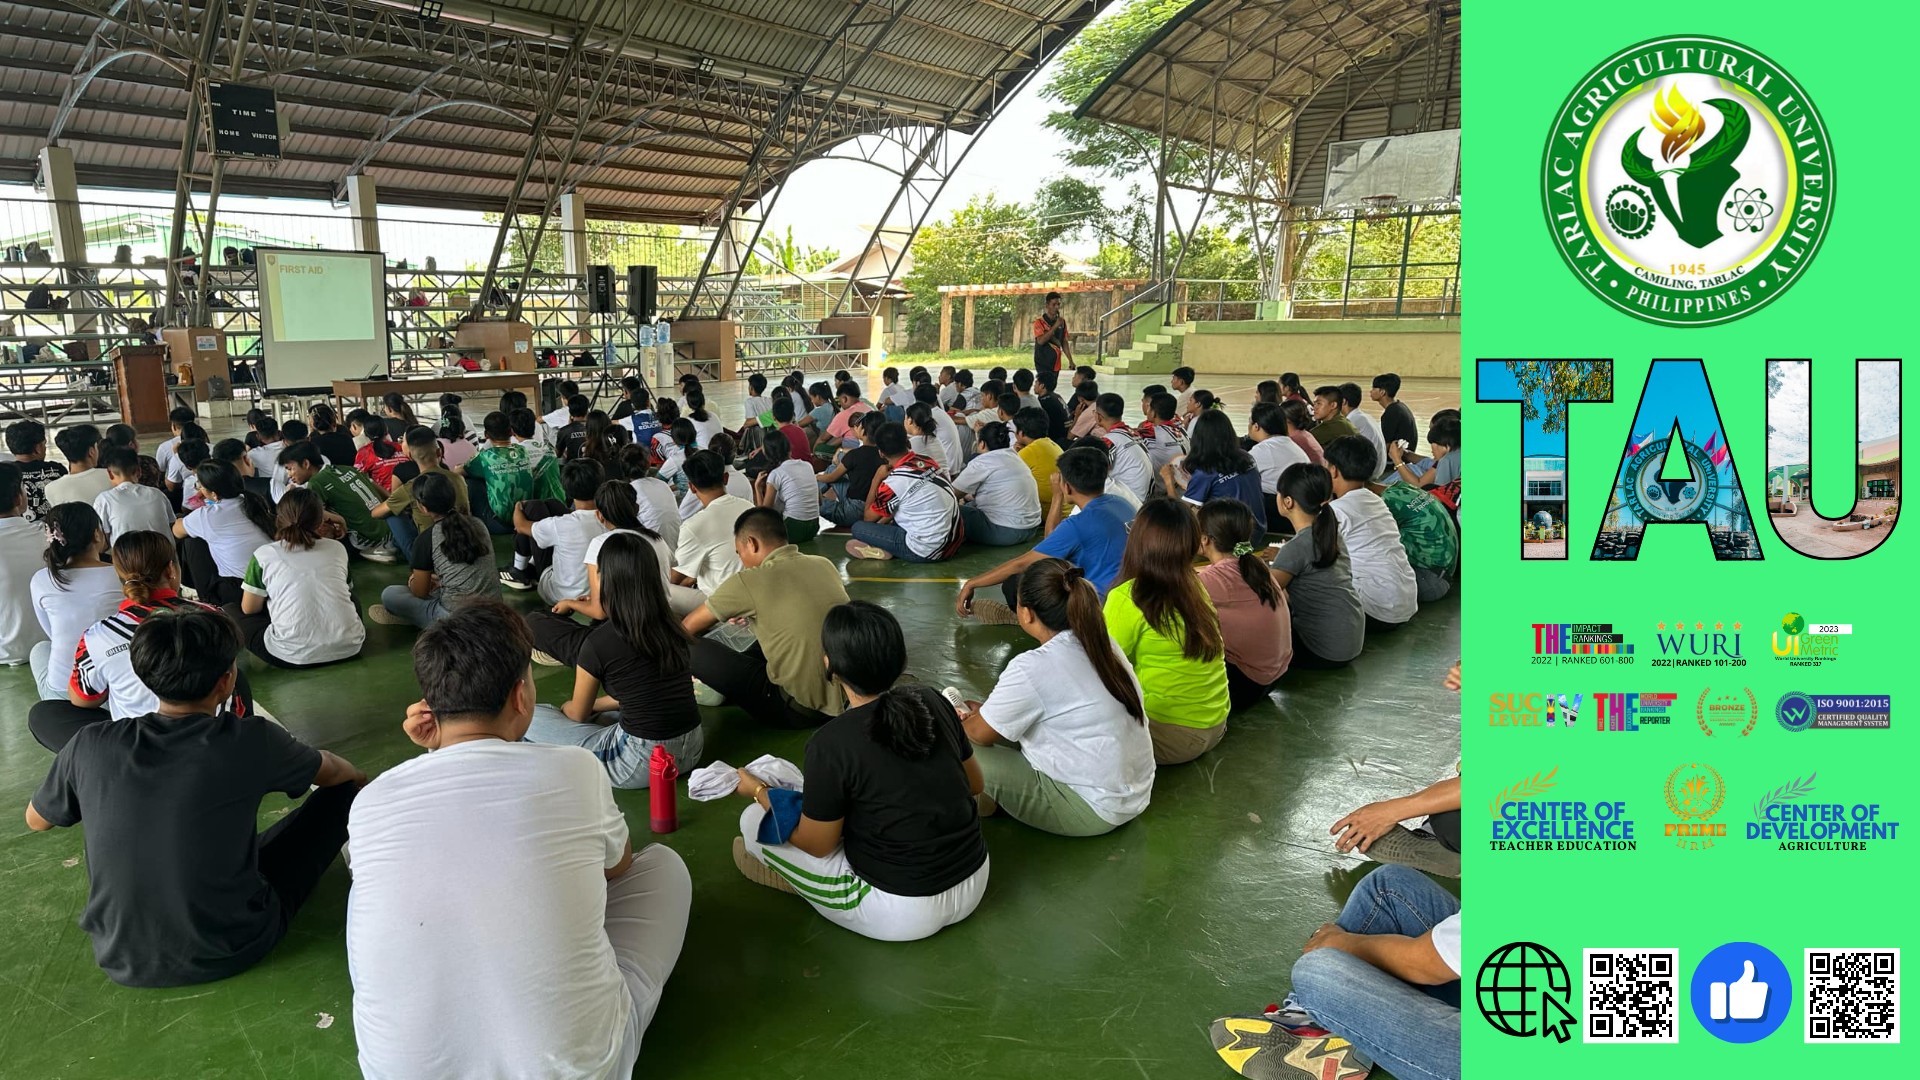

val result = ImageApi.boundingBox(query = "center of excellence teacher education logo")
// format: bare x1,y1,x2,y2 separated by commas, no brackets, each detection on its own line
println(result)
1542,35,1832,325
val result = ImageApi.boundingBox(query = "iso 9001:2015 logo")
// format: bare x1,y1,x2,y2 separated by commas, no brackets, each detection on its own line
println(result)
1542,36,1832,326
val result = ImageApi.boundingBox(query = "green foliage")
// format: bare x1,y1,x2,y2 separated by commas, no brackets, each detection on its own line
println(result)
1031,177,1110,244
900,193,1063,346
1040,0,1197,179
1504,361,1614,434
742,225,841,277
482,214,703,277
1289,207,1461,304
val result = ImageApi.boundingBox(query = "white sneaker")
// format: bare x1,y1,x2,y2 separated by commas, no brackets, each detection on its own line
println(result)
367,604,408,626
359,546,399,564
844,540,892,561
531,649,563,667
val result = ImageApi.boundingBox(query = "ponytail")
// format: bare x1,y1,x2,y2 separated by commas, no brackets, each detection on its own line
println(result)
593,479,657,540
1018,559,1145,723
112,530,176,605
867,689,940,760
41,502,103,588
1277,462,1340,570
820,601,941,760
273,487,324,550
1196,498,1282,610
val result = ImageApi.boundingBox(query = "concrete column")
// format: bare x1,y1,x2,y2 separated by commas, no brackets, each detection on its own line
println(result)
962,294,975,350
938,294,952,355
37,146,85,263
559,192,590,277
344,173,381,253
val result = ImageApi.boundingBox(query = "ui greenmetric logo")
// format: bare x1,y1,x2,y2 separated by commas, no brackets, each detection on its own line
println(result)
1543,35,1833,325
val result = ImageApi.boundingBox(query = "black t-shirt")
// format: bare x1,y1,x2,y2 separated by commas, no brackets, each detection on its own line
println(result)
391,460,422,486
556,422,588,460
576,623,701,741
17,459,67,523
312,430,358,469
1037,393,1071,447
31,711,323,987
1381,400,1419,455
840,445,884,504
801,685,985,897
610,399,635,422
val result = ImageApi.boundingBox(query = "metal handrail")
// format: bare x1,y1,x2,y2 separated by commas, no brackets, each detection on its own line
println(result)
1093,279,1171,367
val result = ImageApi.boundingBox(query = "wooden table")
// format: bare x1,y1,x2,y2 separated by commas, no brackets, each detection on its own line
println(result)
331,371,540,413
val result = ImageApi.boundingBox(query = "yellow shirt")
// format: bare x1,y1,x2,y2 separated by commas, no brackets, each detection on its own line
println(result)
1018,438,1062,505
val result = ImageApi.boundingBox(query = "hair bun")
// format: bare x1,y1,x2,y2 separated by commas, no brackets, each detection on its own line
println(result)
1063,564,1084,582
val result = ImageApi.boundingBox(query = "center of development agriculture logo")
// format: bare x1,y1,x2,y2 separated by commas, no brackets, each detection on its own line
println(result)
1542,35,1832,325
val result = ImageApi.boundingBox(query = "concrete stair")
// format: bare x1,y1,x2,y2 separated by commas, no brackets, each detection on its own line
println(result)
1094,321,1194,376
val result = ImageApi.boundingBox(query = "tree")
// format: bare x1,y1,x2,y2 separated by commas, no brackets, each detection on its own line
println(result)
901,193,1062,346
1030,176,1110,244
1504,361,1614,434
742,225,841,276
1039,0,1197,180
482,213,704,277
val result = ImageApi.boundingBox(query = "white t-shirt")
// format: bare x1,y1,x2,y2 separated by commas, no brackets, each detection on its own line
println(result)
245,440,284,481
166,453,196,489
1349,410,1389,477
0,518,50,664
1250,435,1311,494
1102,428,1154,502
937,383,959,408
981,630,1154,825
532,508,609,606
879,383,915,410
182,499,272,578
952,448,1041,530
347,741,633,1080
583,528,672,590
741,394,772,422
1433,914,1462,977
45,468,115,509
29,564,123,698
629,477,681,554
543,405,572,439
1330,488,1418,624
690,414,727,450
673,494,750,594
764,459,821,523
154,435,183,479
676,471,752,521
93,482,175,542
908,434,948,474
930,407,967,471
241,539,365,664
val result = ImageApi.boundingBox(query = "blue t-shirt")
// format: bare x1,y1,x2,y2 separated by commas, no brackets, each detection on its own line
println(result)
626,410,661,449
809,404,836,434
1035,494,1136,594
1182,467,1267,530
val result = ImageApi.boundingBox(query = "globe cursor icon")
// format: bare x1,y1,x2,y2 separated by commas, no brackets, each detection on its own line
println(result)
1541,992,1577,1043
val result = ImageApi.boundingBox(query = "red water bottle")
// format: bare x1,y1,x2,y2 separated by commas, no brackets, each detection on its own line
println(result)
648,745,679,834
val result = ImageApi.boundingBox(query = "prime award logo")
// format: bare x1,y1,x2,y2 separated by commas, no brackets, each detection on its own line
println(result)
1543,35,1832,325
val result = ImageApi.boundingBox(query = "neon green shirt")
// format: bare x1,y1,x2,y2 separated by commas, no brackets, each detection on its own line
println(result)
1102,579,1229,729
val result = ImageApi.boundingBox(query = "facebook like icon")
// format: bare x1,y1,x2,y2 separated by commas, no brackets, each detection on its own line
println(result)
1690,942,1792,1043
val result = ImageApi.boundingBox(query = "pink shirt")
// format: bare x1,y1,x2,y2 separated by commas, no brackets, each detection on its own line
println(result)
826,401,874,441
1288,430,1325,466
1198,559,1292,685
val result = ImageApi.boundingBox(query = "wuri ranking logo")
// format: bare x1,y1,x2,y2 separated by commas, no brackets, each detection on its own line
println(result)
1543,35,1832,325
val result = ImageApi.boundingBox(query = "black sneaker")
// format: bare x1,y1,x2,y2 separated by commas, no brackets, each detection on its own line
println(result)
499,570,535,591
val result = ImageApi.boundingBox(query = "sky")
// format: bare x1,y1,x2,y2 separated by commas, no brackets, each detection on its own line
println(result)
1476,362,1563,457
1765,360,1900,468
0,3,1171,273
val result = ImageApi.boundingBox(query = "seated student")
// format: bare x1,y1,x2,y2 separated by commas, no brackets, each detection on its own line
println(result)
877,365,915,422
381,391,420,434
554,394,592,459
751,430,822,544
902,401,949,474
1208,865,1461,1080
736,372,772,429
370,472,499,629
48,424,115,508
959,559,1153,837
949,368,981,412
523,533,703,786
1333,774,1463,879
845,422,965,564
610,375,646,423
816,412,888,529
171,437,212,510
307,403,358,468
9,420,75,523
233,488,365,669
508,407,566,504
825,382,874,445
1183,389,1222,423
1374,476,1458,603
533,481,678,640
542,379,580,435
1164,410,1267,546
1371,372,1420,459
656,417,698,495
153,406,198,483
912,382,968,470
685,509,848,728
354,417,408,492
102,423,166,491
92,447,174,543
622,385,661,447
1009,367,1040,412
1137,392,1188,472
581,412,627,480
1282,398,1326,466
278,441,398,562
435,405,477,468
348,600,689,1078
505,460,608,605
377,426,471,553
1011,406,1061,504
1247,402,1311,526
1308,384,1360,449
1104,498,1230,765
1338,381,1389,477
2,463,51,667
1167,365,1195,412
957,446,1134,623
29,503,122,700
952,422,1041,547
173,460,274,607
760,393,813,468
670,451,751,604
731,600,987,941
244,415,284,482
26,605,360,988
1386,413,1461,499
462,410,535,535
1090,394,1153,502
1324,437,1417,630
684,388,726,450
1196,499,1292,712
620,445,681,549
1067,382,1102,440
1270,463,1366,668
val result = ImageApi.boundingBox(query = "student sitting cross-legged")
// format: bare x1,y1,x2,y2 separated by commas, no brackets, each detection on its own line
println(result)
503,459,609,602
1270,463,1366,668
92,447,175,543
230,488,365,669
278,441,400,563
952,421,1042,548
527,480,680,660
1196,498,1292,712
956,445,1136,625
958,558,1154,837
374,426,470,555
522,532,704,788
1105,498,1230,765
347,600,690,1078
25,605,362,988
28,503,122,701
844,422,966,564
370,471,501,629
730,600,988,942
173,459,274,607
750,427,822,544
1324,436,1418,632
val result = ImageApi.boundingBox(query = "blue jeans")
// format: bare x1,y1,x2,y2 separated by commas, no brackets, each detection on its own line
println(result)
958,504,1038,548
883,405,905,423
820,490,866,528
386,513,420,553
522,704,706,789
850,519,941,563
1288,865,1461,1080
379,584,450,628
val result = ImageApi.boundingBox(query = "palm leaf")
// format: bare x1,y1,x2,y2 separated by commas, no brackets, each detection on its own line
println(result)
1621,135,1661,185
1489,766,1560,817
1752,771,1817,818
1689,99,1750,172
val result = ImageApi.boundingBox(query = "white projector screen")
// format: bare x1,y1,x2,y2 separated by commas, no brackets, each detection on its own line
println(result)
255,248,389,392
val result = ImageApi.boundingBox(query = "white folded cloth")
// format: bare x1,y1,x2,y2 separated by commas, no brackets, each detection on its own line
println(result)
686,754,805,802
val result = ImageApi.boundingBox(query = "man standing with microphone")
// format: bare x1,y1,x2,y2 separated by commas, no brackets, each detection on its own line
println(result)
1031,291,1070,386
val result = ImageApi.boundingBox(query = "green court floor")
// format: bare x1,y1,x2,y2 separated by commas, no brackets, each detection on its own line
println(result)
0,371,1461,1079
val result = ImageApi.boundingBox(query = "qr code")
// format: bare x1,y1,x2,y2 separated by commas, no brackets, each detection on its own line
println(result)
1582,949,1677,1043
1806,949,1900,1043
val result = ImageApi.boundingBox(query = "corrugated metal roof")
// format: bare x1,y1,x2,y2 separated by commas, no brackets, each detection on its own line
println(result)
1074,0,1457,160
0,0,1111,223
